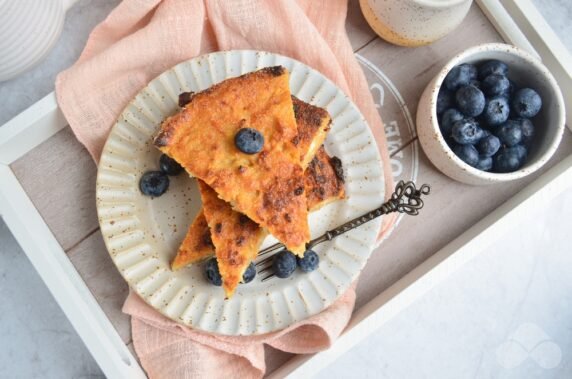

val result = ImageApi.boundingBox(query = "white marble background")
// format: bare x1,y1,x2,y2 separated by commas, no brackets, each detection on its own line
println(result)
0,0,570,378
316,186,572,378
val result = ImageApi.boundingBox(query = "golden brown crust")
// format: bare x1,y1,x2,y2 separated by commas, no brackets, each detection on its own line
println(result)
172,148,345,273
155,66,309,253
198,180,266,298
291,96,331,168
171,99,343,278
171,210,214,270
156,67,286,147
306,147,345,210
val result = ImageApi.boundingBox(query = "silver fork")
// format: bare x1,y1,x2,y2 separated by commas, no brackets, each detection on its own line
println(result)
256,180,431,281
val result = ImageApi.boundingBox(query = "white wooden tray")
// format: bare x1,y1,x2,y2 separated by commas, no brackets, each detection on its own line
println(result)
0,0,570,377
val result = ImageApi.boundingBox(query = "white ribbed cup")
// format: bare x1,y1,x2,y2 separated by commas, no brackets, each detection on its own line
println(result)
0,0,77,82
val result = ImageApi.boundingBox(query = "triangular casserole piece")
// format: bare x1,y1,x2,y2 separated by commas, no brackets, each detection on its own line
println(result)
171,97,333,272
155,66,310,254
197,180,266,298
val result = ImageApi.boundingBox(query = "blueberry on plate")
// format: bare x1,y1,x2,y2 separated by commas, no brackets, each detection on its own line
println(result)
515,118,535,143
241,262,256,283
437,89,453,115
476,156,493,171
444,63,478,91
512,88,542,118
452,118,484,145
235,127,264,154
453,144,479,167
139,171,169,197
478,60,509,79
496,120,523,147
159,154,184,176
455,85,485,117
440,108,464,137
494,146,527,173
477,134,501,157
272,250,297,278
481,74,511,97
204,258,222,286
483,96,510,126
297,249,320,273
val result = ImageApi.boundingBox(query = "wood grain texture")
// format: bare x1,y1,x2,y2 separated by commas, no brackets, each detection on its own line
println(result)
350,3,570,309
10,127,98,251
346,0,377,52
67,230,131,344
357,3,504,125
355,133,572,309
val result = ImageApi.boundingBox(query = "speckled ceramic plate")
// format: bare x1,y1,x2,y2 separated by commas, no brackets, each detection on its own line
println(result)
96,50,385,336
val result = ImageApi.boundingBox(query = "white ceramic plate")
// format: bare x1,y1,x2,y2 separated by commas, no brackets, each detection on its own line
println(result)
96,50,385,335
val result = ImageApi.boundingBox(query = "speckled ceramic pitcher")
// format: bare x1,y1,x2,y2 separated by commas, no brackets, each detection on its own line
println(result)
360,0,473,47
0,0,77,82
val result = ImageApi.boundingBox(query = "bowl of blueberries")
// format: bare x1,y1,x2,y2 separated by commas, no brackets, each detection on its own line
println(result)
417,43,565,185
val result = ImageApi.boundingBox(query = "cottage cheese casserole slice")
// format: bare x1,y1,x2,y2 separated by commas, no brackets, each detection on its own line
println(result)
171,96,344,297
171,96,334,272
154,66,310,254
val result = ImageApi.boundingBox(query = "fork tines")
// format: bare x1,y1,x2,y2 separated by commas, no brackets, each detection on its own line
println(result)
255,242,286,281
255,255,276,281
257,242,285,257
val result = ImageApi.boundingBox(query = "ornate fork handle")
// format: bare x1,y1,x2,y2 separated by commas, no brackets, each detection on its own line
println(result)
306,180,431,249
257,180,431,258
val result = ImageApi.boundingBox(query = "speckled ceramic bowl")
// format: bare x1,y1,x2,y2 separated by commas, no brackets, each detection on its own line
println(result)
417,43,565,185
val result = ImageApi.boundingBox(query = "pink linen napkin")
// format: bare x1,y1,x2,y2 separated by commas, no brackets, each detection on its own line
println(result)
56,0,395,377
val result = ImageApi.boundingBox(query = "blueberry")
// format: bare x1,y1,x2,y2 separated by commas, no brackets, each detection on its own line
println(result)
235,128,264,154
493,146,526,173
437,90,453,115
272,250,297,278
452,118,484,145
483,96,510,126
204,258,222,286
241,262,256,283
470,80,481,89
453,144,479,167
478,60,508,79
444,63,478,91
515,118,535,143
512,88,542,118
476,156,493,171
511,144,528,162
440,108,464,137
477,134,501,157
481,74,511,97
159,154,184,176
496,120,523,147
455,85,485,117
139,171,169,197
297,249,320,273
499,79,515,99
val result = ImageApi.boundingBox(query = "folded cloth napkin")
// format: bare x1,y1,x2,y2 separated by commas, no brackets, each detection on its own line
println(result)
123,285,356,378
56,0,395,377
